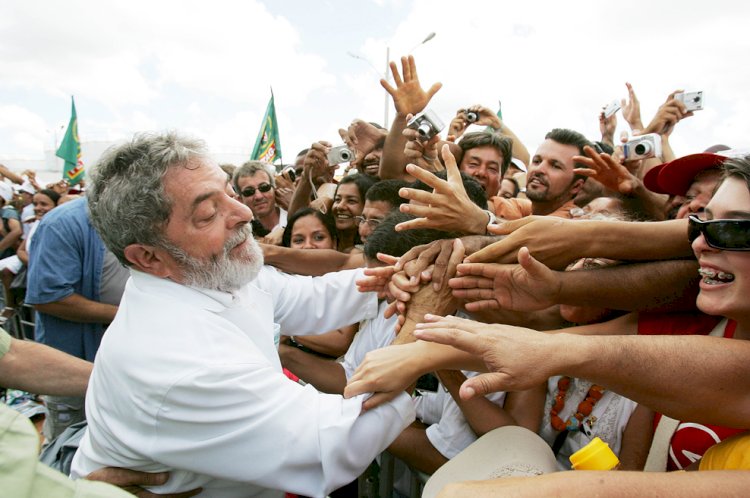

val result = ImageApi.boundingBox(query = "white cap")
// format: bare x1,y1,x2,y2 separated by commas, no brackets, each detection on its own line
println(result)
19,180,36,195
510,157,527,172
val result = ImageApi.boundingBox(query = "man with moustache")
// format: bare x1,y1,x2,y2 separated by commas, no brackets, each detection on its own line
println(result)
70,132,415,498
490,128,589,220
233,161,287,232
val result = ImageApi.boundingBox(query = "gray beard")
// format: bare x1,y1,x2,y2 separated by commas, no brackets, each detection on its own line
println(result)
161,224,264,292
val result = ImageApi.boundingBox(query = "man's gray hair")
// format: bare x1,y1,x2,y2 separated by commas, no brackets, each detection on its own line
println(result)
87,131,208,266
233,161,275,194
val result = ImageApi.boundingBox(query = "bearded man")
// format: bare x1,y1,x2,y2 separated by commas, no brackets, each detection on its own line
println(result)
70,132,414,498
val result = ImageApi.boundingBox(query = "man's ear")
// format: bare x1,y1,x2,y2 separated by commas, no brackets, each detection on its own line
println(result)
123,244,174,278
569,177,586,198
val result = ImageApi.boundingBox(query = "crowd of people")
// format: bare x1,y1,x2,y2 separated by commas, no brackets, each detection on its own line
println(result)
1,53,749,497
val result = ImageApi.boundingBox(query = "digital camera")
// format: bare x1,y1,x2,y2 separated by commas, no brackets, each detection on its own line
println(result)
675,91,704,112
465,110,479,123
603,99,621,118
327,144,354,165
407,109,445,141
623,133,662,160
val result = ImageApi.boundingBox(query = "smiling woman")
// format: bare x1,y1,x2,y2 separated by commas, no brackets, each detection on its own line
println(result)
331,174,376,252
691,157,750,331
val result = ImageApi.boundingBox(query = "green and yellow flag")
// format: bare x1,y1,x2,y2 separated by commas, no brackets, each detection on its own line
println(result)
56,96,84,185
251,92,282,164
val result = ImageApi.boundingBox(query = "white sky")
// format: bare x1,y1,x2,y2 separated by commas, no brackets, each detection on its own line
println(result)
1,0,748,167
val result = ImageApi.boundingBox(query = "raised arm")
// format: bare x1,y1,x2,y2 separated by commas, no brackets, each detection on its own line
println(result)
378,55,442,180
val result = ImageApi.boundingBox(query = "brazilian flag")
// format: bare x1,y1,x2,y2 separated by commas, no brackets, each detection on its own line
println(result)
56,96,84,185
251,92,282,164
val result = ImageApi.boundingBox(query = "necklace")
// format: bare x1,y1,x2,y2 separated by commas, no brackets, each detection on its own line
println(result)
550,376,605,432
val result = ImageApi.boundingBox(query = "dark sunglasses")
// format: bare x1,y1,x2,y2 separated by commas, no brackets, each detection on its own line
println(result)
241,183,273,197
688,215,750,251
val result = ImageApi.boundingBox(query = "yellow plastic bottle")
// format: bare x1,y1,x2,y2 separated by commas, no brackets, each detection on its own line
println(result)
569,437,620,470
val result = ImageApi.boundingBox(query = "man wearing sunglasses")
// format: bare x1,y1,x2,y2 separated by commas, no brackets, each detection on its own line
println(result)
233,161,287,233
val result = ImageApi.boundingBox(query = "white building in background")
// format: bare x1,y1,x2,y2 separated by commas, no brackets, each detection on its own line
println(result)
0,141,255,186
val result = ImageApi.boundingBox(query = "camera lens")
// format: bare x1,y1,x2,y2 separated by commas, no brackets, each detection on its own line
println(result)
634,143,650,156
418,123,431,137
692,96,701,103
466,112,478,123
340,149,352,161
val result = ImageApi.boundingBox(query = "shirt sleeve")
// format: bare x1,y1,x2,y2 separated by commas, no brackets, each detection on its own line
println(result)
258,266,378,335
149,361,415,496
0,328,10,358
26,218,84,305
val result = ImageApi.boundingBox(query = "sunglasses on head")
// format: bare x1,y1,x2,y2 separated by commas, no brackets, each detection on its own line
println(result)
688,215,750,251
241,183,273,197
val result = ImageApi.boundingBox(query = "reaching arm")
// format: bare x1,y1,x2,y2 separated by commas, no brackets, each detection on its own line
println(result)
0,217,22,253
33,293,118,324
470,217,693,269
414,315,750,428
435,470,750,498
451,248,699,313
378,55,442,180
0,335,91,396
261,244,364,276
278,344,347,394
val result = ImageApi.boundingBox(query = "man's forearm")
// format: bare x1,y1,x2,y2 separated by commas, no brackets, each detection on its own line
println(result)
34,293,118,324
558,259,699,312
588,218,693,261
261,244,363,276
379,114,411,180
0,338,91,396
0,229,21,253
562,334,750,428
278,344,347,394
440,470,750,498
287,172,314,216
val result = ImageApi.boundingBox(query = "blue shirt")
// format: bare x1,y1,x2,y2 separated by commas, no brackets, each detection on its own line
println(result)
26,198,106,361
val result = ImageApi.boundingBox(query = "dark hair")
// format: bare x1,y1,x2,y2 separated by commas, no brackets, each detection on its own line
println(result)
364,212,461,261
334,174,376,206
365,179,408,208
281,207,337,248
722,155,750,191
545,128,593,178
409,171,488,209
37,188,61,206
458,131,513,177
502,177,520,198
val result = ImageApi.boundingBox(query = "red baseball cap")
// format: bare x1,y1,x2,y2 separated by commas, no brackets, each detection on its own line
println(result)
643,153,728,197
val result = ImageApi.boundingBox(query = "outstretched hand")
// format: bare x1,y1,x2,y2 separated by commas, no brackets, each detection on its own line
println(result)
397,144,490,235
413,314,553,398
382,55,442,117
450,247,562,312
573,145,639,196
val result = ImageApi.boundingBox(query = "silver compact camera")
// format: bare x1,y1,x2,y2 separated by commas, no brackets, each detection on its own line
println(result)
465,110,479,123
327,144,354,165
623,133,662,160
675,91,704,112
407,109,445,141
603,99,621,118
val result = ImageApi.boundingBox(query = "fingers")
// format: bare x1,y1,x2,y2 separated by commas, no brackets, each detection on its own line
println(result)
400,242,441,278
389,61,402,87
362,391,401,412
572,167,596,178
433,238,465,291
441,144,461,185
406,54,416,81
86,468,169,487
380,78,397,97
426,82,443,100
136,488,203,498
403,162,450,192
401,56,413,82
462,299,501,312
460,373,507,400
398,186,438,206
377,253,399,265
